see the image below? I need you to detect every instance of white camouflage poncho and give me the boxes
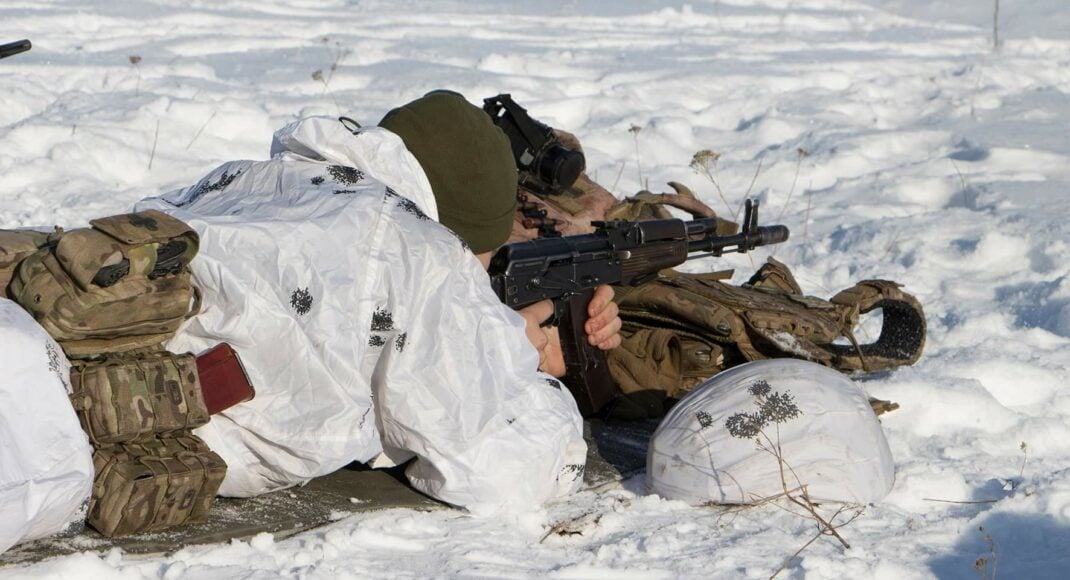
[0,298,93,555]
[135,117,587,510]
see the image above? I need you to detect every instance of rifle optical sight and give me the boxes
[483,94,585,195]
[0,39,31,61]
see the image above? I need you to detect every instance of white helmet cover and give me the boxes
[647,359,894,505]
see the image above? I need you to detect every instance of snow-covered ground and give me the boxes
[2,0,1069,578]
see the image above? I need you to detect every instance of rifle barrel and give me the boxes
[688,224,790,253]
[0,39,31,60]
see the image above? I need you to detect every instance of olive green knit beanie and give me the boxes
[379,90,518,254]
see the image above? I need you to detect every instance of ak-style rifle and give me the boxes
[489,199,788,416]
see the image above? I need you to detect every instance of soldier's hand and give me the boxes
[517,299,566,377]
[585,285,622,351]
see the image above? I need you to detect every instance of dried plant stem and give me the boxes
[770,527,824,579]
[634,134,643,187]
[756,427,861,579]
[313,38,348,117]
[128,55,143,96]
[734,158,765,222]
[950,158,970,207]
[1018,442,1028,479]
[186,110,217,150]
[319,78,342,116]
[609,161,627,194]
[761,431,852,549]
[701,165,733,216]
[629,125,644,189]
[725,383,862,579]
[922,498,999,505]
[148,119,160,170]
[776,150,807,223]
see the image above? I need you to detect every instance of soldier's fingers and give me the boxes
[585,299,618,335]
[590,315,622,347]
[541,326,566,377]
[517,300,553,358]
[587,285,615,318]
[520,299,554,326]
[595,326,622,351]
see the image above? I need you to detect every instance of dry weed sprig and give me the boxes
[1018,441,1028,480]
[129,54,142,96]
[775,147,809,223]
[725,380,863,579]
[629,124,645,190]
[734,157,764,222]
[950,158,971,208]
[539,511,604,543]
[690,149,734,217]
[974,525,998,580]
[186,110,218,150]
[147,118,160,170]
[539,497,630,543]
[312,37,349,116]
[609,161,627,195]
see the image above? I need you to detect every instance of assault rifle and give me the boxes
[489,199,789,416]
[0,40,31,61]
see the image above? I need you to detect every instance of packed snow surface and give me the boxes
[2,0,1069,578]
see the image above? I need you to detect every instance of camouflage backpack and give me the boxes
[0,228,51,292]
[6,210,200,358]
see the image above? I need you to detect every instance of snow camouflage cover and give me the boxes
[0,299,93,556]
[134,116,587,510]
[648,359,895,505]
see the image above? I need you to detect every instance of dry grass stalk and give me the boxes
[313,36,348,116]
[690,149,734,217]
[725,380,863,579]
[129,54,142,96]
[629,124,644,190]
[147,118,160,170]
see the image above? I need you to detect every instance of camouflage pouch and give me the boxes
[87,434,226,537]
[8,210,200,357]
[0,228,53,296]
[69,351,210,445]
